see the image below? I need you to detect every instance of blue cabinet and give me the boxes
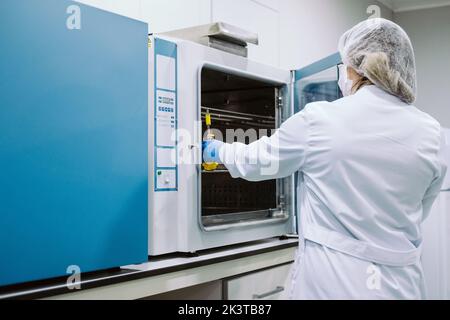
[0,0,148,286]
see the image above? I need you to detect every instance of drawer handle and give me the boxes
[252,286,285,300]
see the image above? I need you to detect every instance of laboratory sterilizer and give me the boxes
[0,0,148,287]
[148,23,343,256]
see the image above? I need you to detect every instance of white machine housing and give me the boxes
[148,33,319,256]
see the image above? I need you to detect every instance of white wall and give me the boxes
[74,0,142,21]
[279,0,393,70]
[210,0,281,68]
[74,0,211,32]
[394,7,450,299]
[211,0,392,69]
[394,6,450,127]
[74,0,392,69]
[423,192,450,299]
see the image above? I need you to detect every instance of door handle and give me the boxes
[252,286,285,300]
[189,144,200,150]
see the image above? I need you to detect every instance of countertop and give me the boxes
[0,237,298,300]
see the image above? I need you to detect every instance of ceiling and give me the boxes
[378,0,450,12]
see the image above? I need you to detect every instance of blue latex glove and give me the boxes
[202,140,223,163]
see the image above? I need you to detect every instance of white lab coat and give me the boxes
[218,85,447,300]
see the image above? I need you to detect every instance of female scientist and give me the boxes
[202,18,447,299]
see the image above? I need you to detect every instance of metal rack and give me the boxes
[201,107,276,129]
[202,172,277,216]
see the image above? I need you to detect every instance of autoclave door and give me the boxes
[199,64,294,232]
[291,52,343,233]
[293,52,343,113]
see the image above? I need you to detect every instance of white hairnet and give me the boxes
[338,18,417,104]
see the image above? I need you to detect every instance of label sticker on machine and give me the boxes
[154,38,178,192]
[156,148,176,168]
[156,90,176,147]
[156,169,177,190]
[156,55,176,91]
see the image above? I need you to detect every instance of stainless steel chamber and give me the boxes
[200,67,289,231]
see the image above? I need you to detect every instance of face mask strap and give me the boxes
[338,64,354,97]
